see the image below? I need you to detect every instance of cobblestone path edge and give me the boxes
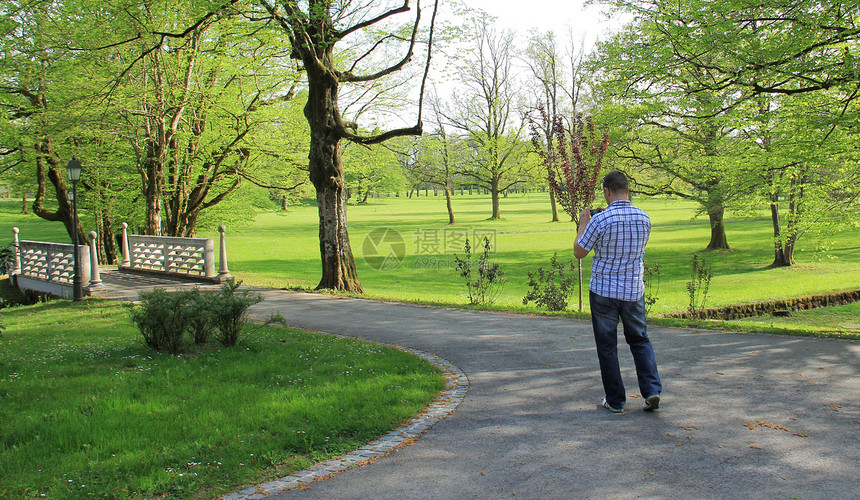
[221,346,469,500]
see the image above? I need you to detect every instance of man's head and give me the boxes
[602,170,630,204]
[602,170,629,193]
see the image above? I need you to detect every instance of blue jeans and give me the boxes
[590,291,662,409]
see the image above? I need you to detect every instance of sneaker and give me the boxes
[643,394,660,411]
[602,397,623,413]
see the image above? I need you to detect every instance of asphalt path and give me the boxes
[246,290,859,500]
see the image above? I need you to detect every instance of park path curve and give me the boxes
[236,290,858,500]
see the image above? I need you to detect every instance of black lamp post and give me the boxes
[66,157,83,301]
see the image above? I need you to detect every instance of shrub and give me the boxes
[129,281,262,353]
[453,236,506,305]
[643,261,662,314]
[185,288,217,345]
[522,253,577,311]
[211,280,263,347]
[130,288,189,354]
[686,254,713,318]
[0,276,35,308]
[0,244,14,276]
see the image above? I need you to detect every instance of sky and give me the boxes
[370,0,630,127]
[455,0,622,50]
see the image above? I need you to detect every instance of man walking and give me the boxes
[574,170,662,413]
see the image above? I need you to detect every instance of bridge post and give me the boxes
[87,231,103,289]
[218,225,233,281]
[10,227,21,285]
[120,222,131,267]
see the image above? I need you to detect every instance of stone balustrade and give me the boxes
[119,223,231,282]
[10,227,93,298]
[9,224,231,298]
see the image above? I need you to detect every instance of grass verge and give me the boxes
[3,195,859,337]
[0,300,444,498]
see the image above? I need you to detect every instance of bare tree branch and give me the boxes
[335,1,411,40]
[338,0,427,83]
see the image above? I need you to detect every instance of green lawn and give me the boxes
[1,192,857,497]
[192,194,860,334]
[2,194,859,336]
[0,300,444,498]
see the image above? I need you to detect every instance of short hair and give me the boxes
[602,170,629,193]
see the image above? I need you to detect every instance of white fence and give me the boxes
[10,227,96,298]
[118,223,231,282]
[9,224,231,298]
[125,234,214,277]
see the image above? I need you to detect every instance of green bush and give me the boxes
[522,253,577,311]
[129,280,262,353]
[212,280,263,347]
[185,288,217,345]
[0,244,13,275]
[453,236,506,305]
[130,288,190,354]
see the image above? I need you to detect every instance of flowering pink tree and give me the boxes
[530,109,609,310]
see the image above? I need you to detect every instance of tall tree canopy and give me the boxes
[2,0,440,289]
[445,16,533,219]
[593,0,860,259]
[255,0,439,291]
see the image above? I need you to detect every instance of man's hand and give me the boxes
[574,207,593,260]
[580,207,592,225]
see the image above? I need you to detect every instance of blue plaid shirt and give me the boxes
[577,200,651,301]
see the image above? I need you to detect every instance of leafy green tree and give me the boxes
[1,0,310,265]
[445,16,534,219]
[0,0,87,244]
[254,0,440,292]
[414,128,462,224]
[406,96,468,224]
[590,20,751,250]
[343,138,405,203]
[599,0,860,99]
[740,89,860,266]
[101,5,304,237]
[597,0,860,259]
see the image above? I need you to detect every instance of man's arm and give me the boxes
[574,208,591,260]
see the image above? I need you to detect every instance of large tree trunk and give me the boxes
[178,211,200,238]
[705,204,729,250]
[775,174,803,267]
[768,195,790,267]
[315,181,362,292]
[490,179,501,219]
[305,72,363,292]
[143,153,164,236]
[781,234,797,266]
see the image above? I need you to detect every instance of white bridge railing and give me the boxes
[9,224,231,297]
[10,227,96,298]
[119,223,232,282]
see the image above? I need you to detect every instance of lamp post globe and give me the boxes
[66,157,82,182]
[67,157,83,301]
